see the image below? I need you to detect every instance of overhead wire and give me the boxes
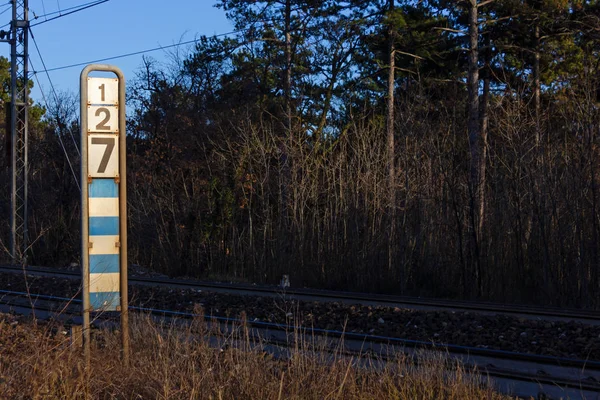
[30,12,356,76]
[31,0,102,20]
[40,0,47,21]
[29,57,81,192]
[29,27,80,157]
[34,24,281,74]
[29,26,81,191]
[0,2,11,17]
[30,0,109,28]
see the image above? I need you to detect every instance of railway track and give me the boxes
[0,289,599,400]
[2,264,600,324]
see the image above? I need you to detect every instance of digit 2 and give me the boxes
[95,107,111,130]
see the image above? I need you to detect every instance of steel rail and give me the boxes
[1,289,599,399]
[1,288,599,370]
[1,264,600,323]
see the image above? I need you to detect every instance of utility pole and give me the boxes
[9,0,29,263]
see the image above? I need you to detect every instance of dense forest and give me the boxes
[1,0,600,308]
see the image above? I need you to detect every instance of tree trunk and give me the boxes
[534,23,541,147]
[284,0,292,134]
[315,60,339,140]
[478,30,491,292]
[467,0,482,297]
[386,0,396,280]
[279,0,292,239]
[479,32,490,238]
[387,0,395,204]
[468,0,480,198]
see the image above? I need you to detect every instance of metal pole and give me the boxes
[9,0,16,261]
[22,4,28,260]
[80,64,128,365]
[117,70,129,365]
[22,0,29,262]
[9,0,29,263]
[80,68,91,367]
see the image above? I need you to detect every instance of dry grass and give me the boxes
[0,312,509,399]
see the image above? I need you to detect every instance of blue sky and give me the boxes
[11,0,233,105]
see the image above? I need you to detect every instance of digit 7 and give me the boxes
[91,137,115,173]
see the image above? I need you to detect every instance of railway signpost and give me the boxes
[80,65,129,364]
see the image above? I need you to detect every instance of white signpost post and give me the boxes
[80,65,129,364]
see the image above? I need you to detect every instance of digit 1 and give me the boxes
[99,84,105,102]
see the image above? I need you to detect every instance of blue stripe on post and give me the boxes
[89,179,118,198]
[89,216,119,236]
[87,179,120,312]
[90,292,120,311]
[90,254,120,274]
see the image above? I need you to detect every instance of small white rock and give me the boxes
[378,318,385,324]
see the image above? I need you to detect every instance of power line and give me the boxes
[30,0,109,28]
[0,0,110,31]
[29,26,80,157]
[40,0,47,21]
[31,0,105,20]
[29,29,78,153]
[29,15,321,76]
[0,2,11,17]
[33,28,244,74]
[29,56,81,192]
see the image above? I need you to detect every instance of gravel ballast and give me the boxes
[0,271,599,360]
